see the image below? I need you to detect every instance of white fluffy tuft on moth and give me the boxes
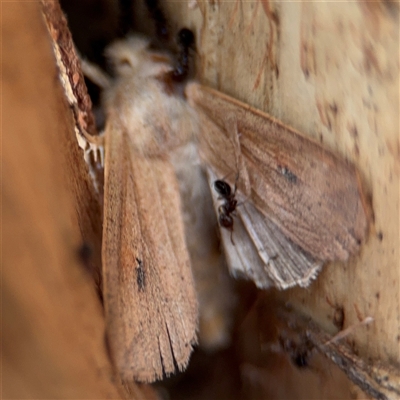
[103,36,199,157]
[83,30,369,383]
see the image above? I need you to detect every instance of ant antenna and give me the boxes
[144,0,169,40]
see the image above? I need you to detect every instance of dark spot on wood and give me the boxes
[77,242,92,268]
[333,306,345,330]
[279,335,314,369]
[377,231,383,241]
[76,242,102,302]
[375,292,380,300]
[104,331,113,362]
[271,10,280,26]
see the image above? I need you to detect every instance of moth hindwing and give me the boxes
[207,167,323,289]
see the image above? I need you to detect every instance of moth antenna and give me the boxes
[144,0,169,41]
[79,56,111,89]
[324,316,374,345]
[117,0,134,37]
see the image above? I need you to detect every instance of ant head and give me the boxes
[214,180,232,197]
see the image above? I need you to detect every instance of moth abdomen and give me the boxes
[218,206,234,229]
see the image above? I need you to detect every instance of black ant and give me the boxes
[214,178,238,244]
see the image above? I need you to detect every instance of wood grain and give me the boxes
[2,2,153,398]
[151,1,399,397]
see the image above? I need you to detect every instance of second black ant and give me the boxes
[214,178,238,244]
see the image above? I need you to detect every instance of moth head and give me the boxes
[106,36,173,78]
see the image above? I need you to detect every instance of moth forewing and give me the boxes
[102,38,198,383]
[207,167,322,289]
[187,82,368,262]
[102,123,197,382]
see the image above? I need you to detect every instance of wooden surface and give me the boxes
[2,3,153,398]
[5,1,397,398]
[154,1,399,398]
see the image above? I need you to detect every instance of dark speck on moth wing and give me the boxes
[277,165,298,184]
[135,257,145,291]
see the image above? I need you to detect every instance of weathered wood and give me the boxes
[2,3,155,398]
[156,1,399,398]
[14,0,396,397]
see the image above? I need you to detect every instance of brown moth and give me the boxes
[81,29,369,383]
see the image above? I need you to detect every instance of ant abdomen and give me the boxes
[214,178,238,243]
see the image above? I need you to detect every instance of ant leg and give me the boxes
[230,229,235,246]
[232,172,239,197]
